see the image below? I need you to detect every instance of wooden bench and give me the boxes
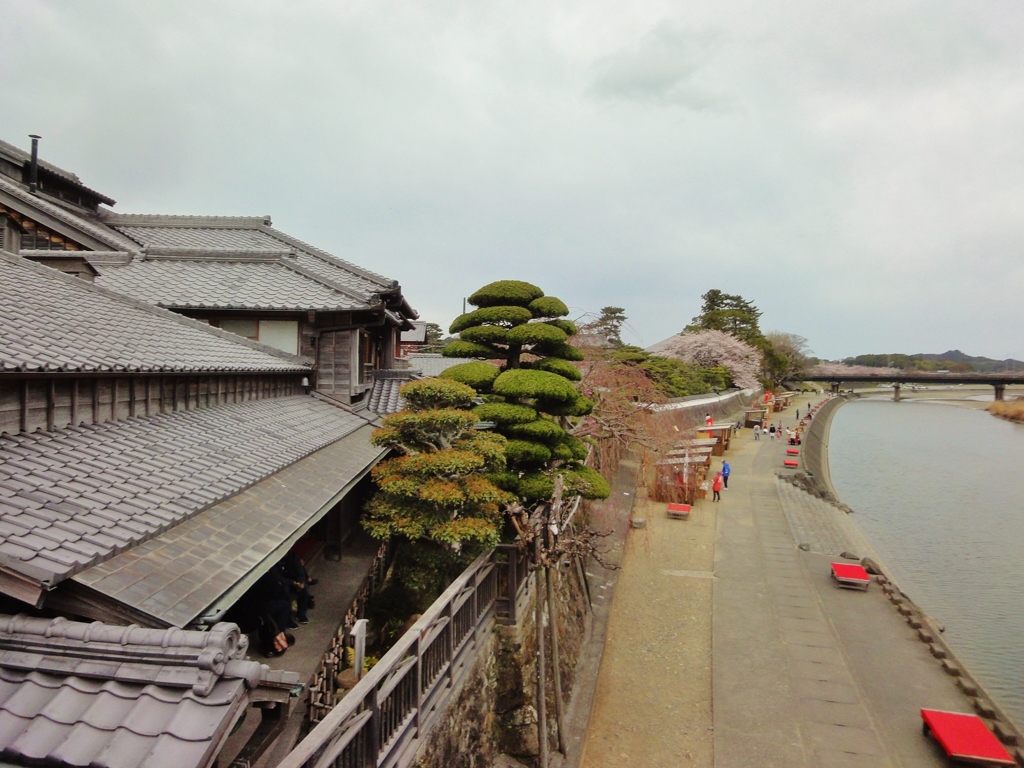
[921,709,1015,765]
[666,503,691,520]
[830,562,871,591]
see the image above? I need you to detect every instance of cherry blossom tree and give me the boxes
[648,329,762,389]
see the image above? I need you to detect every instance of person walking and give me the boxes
[753,424,761,440]
[712,471,723,502]
[768,423,776,441]
[721,461,731,489]
[705,412,713,426]
[796,408,800,420]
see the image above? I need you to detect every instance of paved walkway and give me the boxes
[579,408,976,768]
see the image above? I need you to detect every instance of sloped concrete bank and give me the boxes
[801,395,1024,760]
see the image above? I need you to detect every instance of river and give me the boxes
[827,397,1024,727]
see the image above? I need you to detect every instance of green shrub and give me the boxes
[440,362,500,390]
[561,434,589,461]
[518,472,555,501]
[505,323,567,347]
[399,378,476,410]
[504,439,552,464]
[534,357,581,381]
[484,470,521,494]
[460,325,509,344]
[472,402,538,425]
[550,443,574,461]
[545,319,578,336]
[493,369,579,403]
[540,393,595,416]
[442,340,499,358]
[468,280,544,308]
[562,466,611,499]
[450,306,533,333]
[505,418,567,445]
[532,341,584,362]
[528,296,569,318]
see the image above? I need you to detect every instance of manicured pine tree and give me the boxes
[439,280,610,503]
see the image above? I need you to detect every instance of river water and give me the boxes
[827,398,1024,726]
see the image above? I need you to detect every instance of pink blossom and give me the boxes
[648,329,762,389]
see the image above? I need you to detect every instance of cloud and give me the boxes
[589,21,730,110]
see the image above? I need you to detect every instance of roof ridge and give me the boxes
[102,213,273,228]
[279,259,374,303]
[260,225,394,288]
[0,177,138,251]
[0,138,82,183]
[0,250,311,371]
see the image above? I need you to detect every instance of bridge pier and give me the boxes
[831,382,840,395]
[994,384,1006,401]
[893,383,901,402]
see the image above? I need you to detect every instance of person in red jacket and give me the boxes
[712,471,723,502]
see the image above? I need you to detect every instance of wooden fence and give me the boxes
[279,547,524,768]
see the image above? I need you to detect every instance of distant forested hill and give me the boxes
[842,350,1024,372]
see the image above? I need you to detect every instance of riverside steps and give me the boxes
[579,400,986,768]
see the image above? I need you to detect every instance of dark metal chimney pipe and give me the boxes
[28,135,41,193]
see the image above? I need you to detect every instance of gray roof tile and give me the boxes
[0,252,310,374]
[0,395,366,587]
[0,615,298,768]
[367,370,420,415]
[75,424,386,628]
[95,258,367,311]
[404,353,481,378]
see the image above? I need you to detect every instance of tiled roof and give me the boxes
[0,177,136,252]
[0,615,294,768]
[367,371,419,415]
[0,395,366,588]
[0,140,87,188]
[95,258,366,311]
[75,425,386,628]
[0,251,309,373]
[404,353,480,378]
[100,214,395,304]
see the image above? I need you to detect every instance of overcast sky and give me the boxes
[4,1,1024,360]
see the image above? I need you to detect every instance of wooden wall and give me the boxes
[316,330,355,399]
[0,373,305,437]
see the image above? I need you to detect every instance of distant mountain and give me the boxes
[916,350,1024,372]
[841,350,1024,372]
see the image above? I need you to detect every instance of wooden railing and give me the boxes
[279,548,516,768]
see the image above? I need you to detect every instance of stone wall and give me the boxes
[415,559,591,768]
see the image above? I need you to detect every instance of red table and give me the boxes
[830,562,871,590]
[921,709,1014,765]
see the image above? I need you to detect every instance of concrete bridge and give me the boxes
[802,372,1024,401]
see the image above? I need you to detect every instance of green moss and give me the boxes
[528,296,569,318]
[505,323,567,347]
[440,361,501,390]
[518,472,555,501]
[505,418,567,445]
[533,341,584,362]
[492,369,579,403]
[472,402,538,425]
[562,466,611,499]
[442,340,499,358]
[398,378,477,410]
[545,319,578,336]
[460,325,509,345]
[504,439,552,464]
[534,357,581,381]
[468,280,544,308]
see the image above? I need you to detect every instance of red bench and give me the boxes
[830,562,871,590]
[666,503,691,520]
[921,709,1014,765]
[783,459,799,468]
[786,448,800,455]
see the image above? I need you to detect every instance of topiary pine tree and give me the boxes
[438,280,610,504]
[362,378,515,599]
